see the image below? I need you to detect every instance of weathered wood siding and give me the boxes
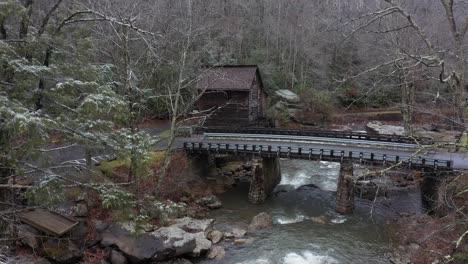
[248,71,266,120]
[198,91,250,126]
[249,75,259,122]
[196,66,267,127]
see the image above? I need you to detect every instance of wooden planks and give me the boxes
[19,209,78,237]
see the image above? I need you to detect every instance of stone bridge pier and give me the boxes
[188,153,282,203]
[336,163,355,214]
[248,157,282,203]
[188,153,213,181]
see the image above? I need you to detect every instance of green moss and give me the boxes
[159,130,172,140]
[454,251,468,261]
[44,243,68,258]
[64,187,83,201]
[97,151,166,175]
[459,131,468,152]
[97,157,129,175]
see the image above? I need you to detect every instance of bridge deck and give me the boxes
[199,127,434,145]
[184,141,451,171]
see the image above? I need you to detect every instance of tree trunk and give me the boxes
[19,0,33,39]
[452,54,467,127]
[401,82,414,136]
[35,47,52,110]
[0,17,7,39]
[85,147,92,179]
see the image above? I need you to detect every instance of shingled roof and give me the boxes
[197,65,258,91]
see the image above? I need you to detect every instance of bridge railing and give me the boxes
[183,142,452,170]
[196,127,434,145]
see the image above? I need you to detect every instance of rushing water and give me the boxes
[199,159,423,264]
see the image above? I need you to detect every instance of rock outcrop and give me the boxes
[150,226,198,257]
[42,240,83,264]
[171,217,214,234]
[100,223,172,263]
[17,214,217,264]
[275,90,300,104]
[110,250,128,264]
[99,218,214,263]
[273,90,303,122]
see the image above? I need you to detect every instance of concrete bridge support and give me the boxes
[420,171,442,213]
[336,163,355,214]
[188,153,213,180]
[248,157,282,203]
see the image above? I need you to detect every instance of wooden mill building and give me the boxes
[196,65,267,127]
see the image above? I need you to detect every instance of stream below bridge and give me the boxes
[198,159,423,264]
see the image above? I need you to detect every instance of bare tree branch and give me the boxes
[38,0,65,37]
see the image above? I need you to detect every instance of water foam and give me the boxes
[283,251,338,264]
[237,258,271,264]
[275,214,308,224]
[331,216,347,224]
[279,171,309,188]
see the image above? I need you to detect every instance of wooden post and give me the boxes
[336,163,355,214]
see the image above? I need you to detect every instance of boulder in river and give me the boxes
[207,230,224,244]
[151,226,198,257]
[310,216,328,225]
[207,246,226,260]
[225,228,247,238]
[234,238,255,246]
[191,232,212,256]
[195,195,222,209]
[248,212,273,232]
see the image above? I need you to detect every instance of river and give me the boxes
[199,159,423,264]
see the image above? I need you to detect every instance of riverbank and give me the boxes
[388,172,468,264]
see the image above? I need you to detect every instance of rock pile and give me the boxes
[214,160,254,186]
[366,121,405,136]
[16,216,229,264]
[97,217,214,263]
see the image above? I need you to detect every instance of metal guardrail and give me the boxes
[184,142,452,170]
[203,133,422,149]
[198,127,434,145]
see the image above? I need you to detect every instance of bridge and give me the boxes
[183,127,467,214]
